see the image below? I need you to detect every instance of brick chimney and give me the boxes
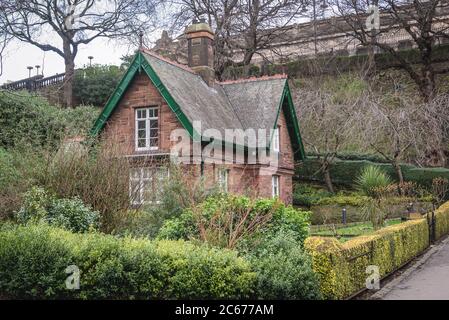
[185,19,215,86]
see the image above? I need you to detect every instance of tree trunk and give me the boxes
[63,39,75,108]
[419,48,436,102]
[323,163,335,194]
[393,160,404,195]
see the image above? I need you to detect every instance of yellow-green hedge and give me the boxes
[305,219,429,299]
[435,202,449,240]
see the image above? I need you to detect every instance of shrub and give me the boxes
[157,210,196,241]
[243,230,321,300]
[158,194,311,248]
[315,194,369,207]
[0,91,98,150]
[434,201,449,240]
[135,165,218,238]
[0,148,21,219]
[40,139,135,233]
[292,183,333,207]
[0,148,19,190]
[16,187,100,233]
[355,165,392,197]
[73,65,124,107]
[0,223,255,299]
[0,147,49,218]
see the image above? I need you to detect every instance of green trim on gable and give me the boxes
[90,51,198,139]
[271,81,306,161]
[90,53,141,136]
[140,55,199,139]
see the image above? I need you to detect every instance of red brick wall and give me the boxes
[101,72,296,204]
[102,73,184,155]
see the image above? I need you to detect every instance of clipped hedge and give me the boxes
[435,201,449,240]
[0,223,255,299]
[296,157,449,191]
[305,219,430,299]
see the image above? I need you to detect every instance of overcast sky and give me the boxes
[0,37,138,84]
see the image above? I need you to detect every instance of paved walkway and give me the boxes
[380,237,449,300]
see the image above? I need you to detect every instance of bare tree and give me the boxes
[356,90,419,188]
[0,32,10,78]
[165,0,309,78]
[0,4,11,78]
[295,71,358,193]
[329,0,449,101]
[412,94,449,167]
[0,0,158,107]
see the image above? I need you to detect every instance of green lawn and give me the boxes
[310,218,403,242]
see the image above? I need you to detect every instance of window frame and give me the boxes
[135,107,159,152]
[129,167,169,206]
[272,126,280,153]
[272,175,280,198]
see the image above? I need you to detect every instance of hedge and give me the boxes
[0,223,255,299]
[305,219,430,299]
[296,157,449,191]
[435,201,449,240]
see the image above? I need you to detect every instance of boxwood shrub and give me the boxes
[305,218,430,299]
[243,229,321,300]
[0,223,255,299]
[16,187,100,233]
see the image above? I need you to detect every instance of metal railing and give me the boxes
[0,73,66,91]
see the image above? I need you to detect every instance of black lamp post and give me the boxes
[88,56,94,67]
[35,65,40,76]
[27,66,34,78]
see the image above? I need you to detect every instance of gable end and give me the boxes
[90,51,197,139]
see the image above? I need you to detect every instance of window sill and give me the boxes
[135,147,159,152]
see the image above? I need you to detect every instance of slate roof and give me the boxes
[142,51,287,144]
[143,52,244,135]
[92,49,305,159]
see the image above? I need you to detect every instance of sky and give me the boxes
[0,37,135,84]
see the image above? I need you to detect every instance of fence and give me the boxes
[0,73,66,92]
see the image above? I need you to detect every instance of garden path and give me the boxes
[381,237,449,300]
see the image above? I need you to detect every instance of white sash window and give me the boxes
[136,107,159,151]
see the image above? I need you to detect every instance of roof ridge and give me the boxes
[140,48,197,74]
[218,74,288,85]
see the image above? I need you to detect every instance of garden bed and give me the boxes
[309,202,432,225]
[310,218,403,242]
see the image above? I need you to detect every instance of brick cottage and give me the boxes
[91,20,305,205]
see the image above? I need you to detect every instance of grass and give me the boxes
[310,218,403,242]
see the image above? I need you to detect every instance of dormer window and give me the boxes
[272,126,280,152]
[136,107,159,151]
